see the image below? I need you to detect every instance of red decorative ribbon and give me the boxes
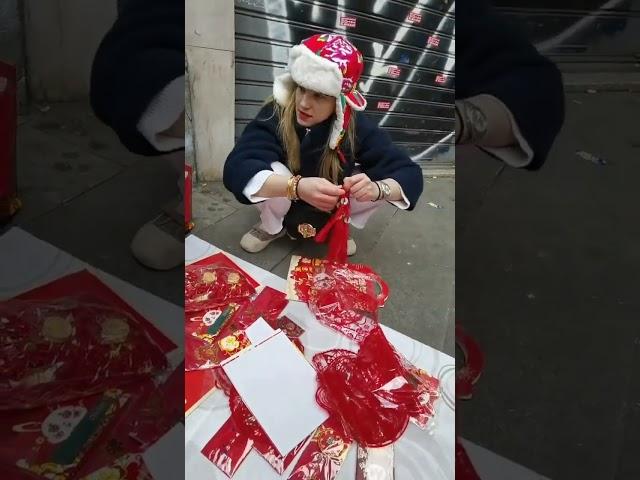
[313,328,439,447]
[315,195,351,264]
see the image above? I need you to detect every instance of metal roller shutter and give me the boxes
[234,0,456,171]
[493,0,640,69]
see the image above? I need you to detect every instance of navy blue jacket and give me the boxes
[457,0,565,169]
[90,0,183,156]
[223,103,424,210]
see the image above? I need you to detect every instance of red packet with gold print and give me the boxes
[287,417,352,480]
[0,297,168,411]
[185,317,251,371]
[0,389,130,479]
[79,454,153,480]
[185,262,257,313]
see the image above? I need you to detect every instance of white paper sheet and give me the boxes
[245,317,277,345]
[222,331,329,456]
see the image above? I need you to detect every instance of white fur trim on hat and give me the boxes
[273,72,294,106]
[330,96,344,150]
[289,44,343,97]
[272,43,360,150]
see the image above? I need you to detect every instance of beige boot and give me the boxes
[130,210,184,270]
[240,224,285,253]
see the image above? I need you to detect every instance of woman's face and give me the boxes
[295,85,335,127]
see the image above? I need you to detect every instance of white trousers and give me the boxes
[255,162,385,235]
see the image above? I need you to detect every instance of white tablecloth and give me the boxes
[185,234,455,480]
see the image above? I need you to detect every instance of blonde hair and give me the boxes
[263,88,356,184]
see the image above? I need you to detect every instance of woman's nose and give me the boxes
[299,92,311,109]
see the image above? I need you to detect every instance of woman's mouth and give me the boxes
[297,110,312,121]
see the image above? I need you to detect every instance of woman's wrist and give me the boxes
[379,178,403,202]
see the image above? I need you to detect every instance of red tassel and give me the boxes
[315,195,351,264]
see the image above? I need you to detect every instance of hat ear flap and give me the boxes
[345,90,367,111]
[329,95,345,150]
[273,72,295,106]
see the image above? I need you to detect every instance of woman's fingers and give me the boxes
[313,193,339,211]
[319,183,345,197]
[344,173,369,188]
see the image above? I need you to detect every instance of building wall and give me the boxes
[22,0,117,101]
[186,0,236,182]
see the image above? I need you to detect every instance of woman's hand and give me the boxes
[343,173,379,202]
[297,177,345,212]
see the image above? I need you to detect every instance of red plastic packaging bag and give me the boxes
[185,263,257,312]
[313,328,439,447]
[201,417,254,478]
[288,257,388,343]
[184,287,289,371]
[0,297,169,411]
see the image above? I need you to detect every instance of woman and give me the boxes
[223,33,423,255]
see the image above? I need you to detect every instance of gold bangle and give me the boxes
[287,175,302,201]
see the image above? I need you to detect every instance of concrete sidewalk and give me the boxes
[456,90,640,479]
[4,102,184,306]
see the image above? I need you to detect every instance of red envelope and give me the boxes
[185,368,217,415]
[1,271,172,410]
[0,389,131,480]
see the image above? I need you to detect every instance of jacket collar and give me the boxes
[295,114,334,143]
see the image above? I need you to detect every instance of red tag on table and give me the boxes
[229,389,308,474]
[233,286,288,330]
